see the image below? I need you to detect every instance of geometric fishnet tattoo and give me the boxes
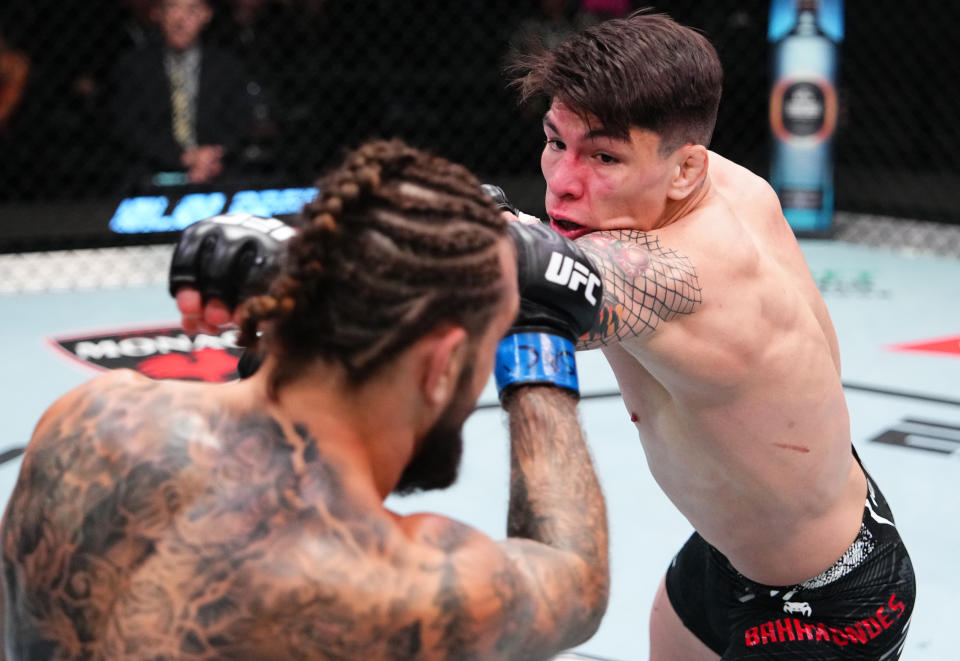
[576,229,702,348]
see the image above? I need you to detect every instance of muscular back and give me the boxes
[2,371,605,660]
[2,371,360,658]
[577,154,865,585]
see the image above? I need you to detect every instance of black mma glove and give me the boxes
[481,184,519,215]
[168,213,295,310]
[169,213,294,379]
[482,183,544,226]
[495,222,604,400]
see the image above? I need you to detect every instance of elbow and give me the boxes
[563,559,610,649]
[583,567,611,641]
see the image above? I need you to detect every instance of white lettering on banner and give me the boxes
[220,329,240,348]
[71,331,239,360]
[193,334,225,351]
[155,334,194,353]
[75,340,121,361]
[117,338,157,357]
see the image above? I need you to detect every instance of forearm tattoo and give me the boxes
[577,229,702,347]
[502,387,609,646]
[1,377,604,660]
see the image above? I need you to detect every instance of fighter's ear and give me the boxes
[667,144,708,201]
[420,324,469,408]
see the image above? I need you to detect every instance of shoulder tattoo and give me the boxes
[578,229,702,345]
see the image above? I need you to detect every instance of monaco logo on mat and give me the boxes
[49,325,243,382]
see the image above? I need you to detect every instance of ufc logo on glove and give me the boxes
[544,252,602,306]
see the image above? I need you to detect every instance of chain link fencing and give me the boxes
[0,0,958,252]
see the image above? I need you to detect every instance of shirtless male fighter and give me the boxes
[503,10,916,660]
[0,140,611,660]
[163,13,916,659]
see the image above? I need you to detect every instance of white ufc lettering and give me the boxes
[544,252,601,305]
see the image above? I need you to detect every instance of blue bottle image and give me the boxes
[768,0,844,234]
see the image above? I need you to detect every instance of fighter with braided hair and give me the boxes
[1,140,610,660]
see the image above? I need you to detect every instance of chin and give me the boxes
[394,361,475,495]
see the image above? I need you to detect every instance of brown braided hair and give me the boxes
[238,139,509,396]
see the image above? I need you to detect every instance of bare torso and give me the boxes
[0,373,480,658]
[1,371,409,659]
[591,153,866,585]
[2,369,608,660]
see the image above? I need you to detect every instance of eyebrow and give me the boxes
[542,115,628,143]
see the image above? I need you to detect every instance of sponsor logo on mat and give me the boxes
[49,325,243,383]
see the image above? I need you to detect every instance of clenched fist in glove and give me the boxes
[496,221,604,400]
[169,213,294,334]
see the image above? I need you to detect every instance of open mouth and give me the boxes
[552,217,582,231]
[549,216,592,239]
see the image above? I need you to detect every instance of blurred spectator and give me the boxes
[117,0,159,51]
[67,1,158,120]
[0,23,29,199]
[207,0,286,87]
[0,1,165,201]
[111,0,254,186]
[206,0,307,173]
[0,25,29,132]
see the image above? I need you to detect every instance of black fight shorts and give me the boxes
[665,451,915,660]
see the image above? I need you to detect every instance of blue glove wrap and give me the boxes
[495,332,579,398]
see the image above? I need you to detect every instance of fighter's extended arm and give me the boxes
[484,186,702,349]
[574,230,702,349]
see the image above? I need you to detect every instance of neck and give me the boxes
[244,357,420,500]
[167,43,199,56]
[658,173,712,229]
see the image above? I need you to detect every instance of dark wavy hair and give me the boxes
[510,10,723,153]
[238,139,508,396]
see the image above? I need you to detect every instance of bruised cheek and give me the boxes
[591,175,635,217]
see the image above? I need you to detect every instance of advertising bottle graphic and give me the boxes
[768,0,843,234]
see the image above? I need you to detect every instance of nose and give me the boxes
[544,153,584,201]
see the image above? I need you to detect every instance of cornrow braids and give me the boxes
[239,139,509,397]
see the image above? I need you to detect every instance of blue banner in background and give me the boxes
[108,187,318,234]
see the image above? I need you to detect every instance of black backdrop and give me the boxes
[1,1,957,250]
